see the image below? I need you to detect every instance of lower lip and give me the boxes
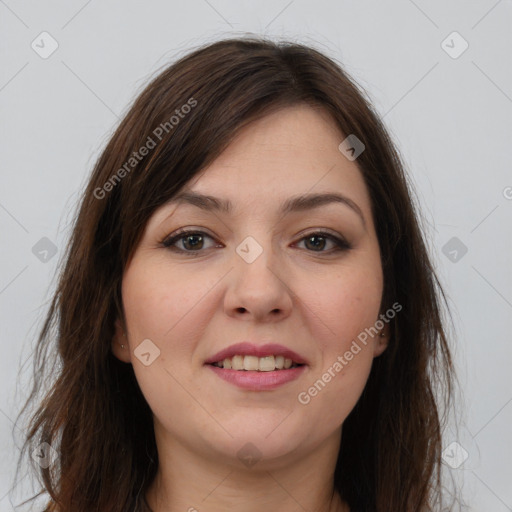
[206,364,306,390]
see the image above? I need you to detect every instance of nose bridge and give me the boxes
[224,231,292,319]
[235,234,268,266]
[233,232,284,287]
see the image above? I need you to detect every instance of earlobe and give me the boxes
[111,318,131,363]
[373,326,390,358]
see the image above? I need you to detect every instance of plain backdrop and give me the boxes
[1,1,511,511]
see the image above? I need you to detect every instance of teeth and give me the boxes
[232,355,244,370]
[259,356,275,372]
[212,355,298,371]
[244,355,259,371]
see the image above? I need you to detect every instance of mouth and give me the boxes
[204,342,308,391]
[209,355,304,371]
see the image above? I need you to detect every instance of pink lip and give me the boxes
[207,365,306,390]
[204,342,308,365]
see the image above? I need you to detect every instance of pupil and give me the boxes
[184,235,202,250]
[306,235,325,251]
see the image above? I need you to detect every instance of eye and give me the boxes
[294,231,351,253]
[161,228,351,255]
[161,229,219,253]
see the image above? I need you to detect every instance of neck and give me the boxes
[145,426,348,512]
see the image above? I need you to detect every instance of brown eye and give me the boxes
[296,232,351,253]
[181,233,205,250]
[304,234,328,251]
[161,229,351,255]
[162,230,217,252]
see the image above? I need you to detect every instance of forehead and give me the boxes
[178,105,372,217]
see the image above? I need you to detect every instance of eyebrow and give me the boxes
[168,191,366,229]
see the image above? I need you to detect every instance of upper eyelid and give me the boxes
[162,226,345,240]
[161,228,350,249]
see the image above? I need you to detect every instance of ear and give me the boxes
[111,317,131,363]
[373,321,390,358]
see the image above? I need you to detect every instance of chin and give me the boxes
[197,414,310,467]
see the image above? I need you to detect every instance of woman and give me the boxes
[15,37,455,511]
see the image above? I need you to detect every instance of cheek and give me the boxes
[294,264,381,424]
[121,257,212,344]
[120,259,210,424]
[299,262,383,354]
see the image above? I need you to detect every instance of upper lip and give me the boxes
[204,342,308,365]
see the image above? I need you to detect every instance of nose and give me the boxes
[223,236,293,323]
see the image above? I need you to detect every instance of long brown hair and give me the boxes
[14,36,455,511]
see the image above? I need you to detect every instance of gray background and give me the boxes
[1,1,511,510]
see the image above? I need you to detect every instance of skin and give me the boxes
[112,104,389,512]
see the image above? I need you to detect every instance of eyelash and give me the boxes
[160,228,352,255]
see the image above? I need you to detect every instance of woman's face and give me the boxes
[112,104,388,469]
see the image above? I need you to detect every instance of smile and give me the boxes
[204,341,308,390]
[209,355,303,371]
